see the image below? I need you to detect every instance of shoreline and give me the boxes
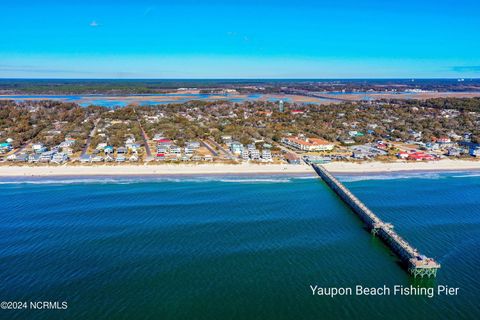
[0,160,480,177]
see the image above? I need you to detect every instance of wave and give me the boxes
[338,173,444,182]
[0,176,295,185]
[451,173,480,178]
[291,176,317,180]
[218,178,291,184]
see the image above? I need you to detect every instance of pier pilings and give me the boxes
[312,164,440,278]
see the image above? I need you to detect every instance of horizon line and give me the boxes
[0,77,479,81]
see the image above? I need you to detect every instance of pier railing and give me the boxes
[312,164,440,278]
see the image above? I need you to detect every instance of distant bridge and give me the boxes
[312,164,440,278]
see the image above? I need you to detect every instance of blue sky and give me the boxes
[1,0,479,78]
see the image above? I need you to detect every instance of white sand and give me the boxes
[0,163,313,177]
[1,160,480,177]
[323,159,480,173]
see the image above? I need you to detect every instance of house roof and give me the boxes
[285,137,333,146]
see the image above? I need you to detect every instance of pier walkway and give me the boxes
[312,164,440,278]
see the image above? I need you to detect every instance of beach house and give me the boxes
[230,142,243,155]
[261,149,272,162]
[39,151,55,163]
[470,146,480,157]
[284,153,301,164]
[32,143,47,154]
[0,142,12,153]
[51,152,69,164]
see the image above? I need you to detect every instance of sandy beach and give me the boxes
[323,159,480,173]
[1,160,480,177]
[0,163,314,177]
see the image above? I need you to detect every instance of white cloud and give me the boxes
[90,21,99,27]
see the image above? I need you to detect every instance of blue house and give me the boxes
[104,146,114,154]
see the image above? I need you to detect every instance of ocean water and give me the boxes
[0,172,479,319]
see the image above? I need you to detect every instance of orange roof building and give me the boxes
[281,136,335,151]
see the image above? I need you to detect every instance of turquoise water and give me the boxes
[0,172,479,319]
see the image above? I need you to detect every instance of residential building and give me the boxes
[282,136,335,151]
[104,146,114,154]
[470,146,480,157]
[32,143,47,154]
[241,149,250,161]
[28,154,40,163]
[80,155,91,163]
[230,142,243,155]
[51,152,69,164]
[91,155,104,162]
[261,149,272,162]
[285,153,301,164]
[249,148,260,160]
[14,153,29,162]
[169,145,182,154]
[39,151,55,163]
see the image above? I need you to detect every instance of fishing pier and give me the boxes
[312,164,440,278]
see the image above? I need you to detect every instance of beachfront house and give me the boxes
[249,148,261,160]
[80,155,91,163]
[169,145,182,154]
[14,153,29,162]
[408,152,435,161]
[32,143,47,154]
[91,155,104,162]
[184,146,195,155]
[230,142,243,155]
[191,155,202,161]
[241,149,249,161]
[285,153,301,164]
[39,151,55,163]
[262,149,272,162]
[470,146,480,157]
[51,152,69,164]
[397,151,409,159]
[447,148,461,157]
[28,154,40,163]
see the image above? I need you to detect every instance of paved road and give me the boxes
[139,126,152,159]
[201,140,218,157]
[13,140,31,155]
[133,109,153,160]
[81,119,100,157]
[207,138,236,160]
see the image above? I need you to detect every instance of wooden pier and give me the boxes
[312,164,440,278]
